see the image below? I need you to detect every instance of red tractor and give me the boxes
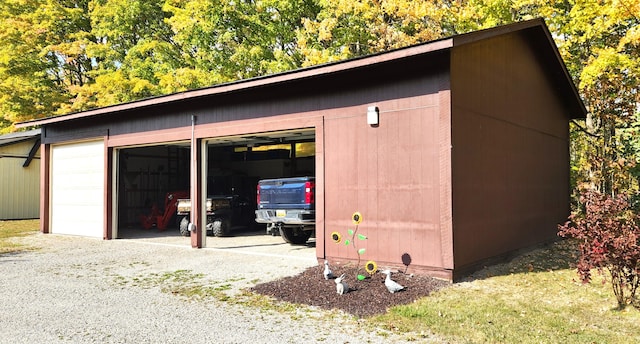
[139,191,189,231]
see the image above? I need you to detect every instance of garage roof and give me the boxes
[0,129,41,147]
[16,18,586,129]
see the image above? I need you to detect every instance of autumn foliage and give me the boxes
[558,190,640,308]
[1,0,638,135]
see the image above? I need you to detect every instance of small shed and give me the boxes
[0,129,41,220]
[17,19,585,280]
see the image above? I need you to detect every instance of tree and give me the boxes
[60,0,180,112]
[163,0,320,82]
[559,191,640,308]
[296,0,444,66]
[558,0,640,197]
[0,0,92,133]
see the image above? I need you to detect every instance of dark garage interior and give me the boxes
[115,129,315,241]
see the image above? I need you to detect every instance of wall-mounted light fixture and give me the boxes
[367,106,379,126]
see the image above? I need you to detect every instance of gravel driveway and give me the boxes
[0,232,436,343]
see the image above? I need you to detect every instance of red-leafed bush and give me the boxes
[558,190,640,308]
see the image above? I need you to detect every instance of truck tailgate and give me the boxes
[257,177,314,210]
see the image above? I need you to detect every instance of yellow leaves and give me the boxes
[158,68,226,94]
[318,0,372,19]
[297,0,445,66]
[299,47,349,67]
[618,23,640,51]
[579,47,636,91]
[130,78,154,94]
[301,16,337,43]
[48,38,90,60]
[317,18,337,42]
[382,0,435,23]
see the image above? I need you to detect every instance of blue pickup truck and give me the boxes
[254,176,315,244]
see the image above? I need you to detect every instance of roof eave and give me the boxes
[0,129,41,147]
[536,21,588,119]
[16,39,454,129]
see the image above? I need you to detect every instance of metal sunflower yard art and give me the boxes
[330,211,376,280]
[364,260,377,275]
[352,211,362,225]
[330,231,342,243]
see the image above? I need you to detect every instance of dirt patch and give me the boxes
[251,264,450,317]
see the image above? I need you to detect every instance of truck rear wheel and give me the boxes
[212,219,230,237]
[178,217,190,237]
[280,227,311,245]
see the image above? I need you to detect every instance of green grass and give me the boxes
[113,269,243,302]
[0,219,39,254]
[370,240,640,343]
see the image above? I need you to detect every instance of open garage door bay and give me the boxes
[51,140,105,237]
[114,129,316,247]
[201,129,316,240]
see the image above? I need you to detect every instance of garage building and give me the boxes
[18,19,586,280]
[0,129,41,220]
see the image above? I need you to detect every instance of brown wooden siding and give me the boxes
[322,68,453,276]
[451,30,571,273]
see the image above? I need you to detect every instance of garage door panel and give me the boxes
[51,140,104,237]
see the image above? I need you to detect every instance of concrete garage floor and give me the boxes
[118,227,317,262]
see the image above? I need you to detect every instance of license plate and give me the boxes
[276,210,286,218]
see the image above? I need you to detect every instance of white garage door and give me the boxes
[51,140,105,237]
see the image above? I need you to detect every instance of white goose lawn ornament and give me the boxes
[323,260,334,280]
[382,269,405,294]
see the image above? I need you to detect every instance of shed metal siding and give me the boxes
[0,140,40,219]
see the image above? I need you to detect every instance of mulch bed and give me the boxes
[251,264,450,317]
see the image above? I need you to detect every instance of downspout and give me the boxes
[189,115,202,248]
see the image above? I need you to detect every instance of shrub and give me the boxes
[558,190,640,308]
